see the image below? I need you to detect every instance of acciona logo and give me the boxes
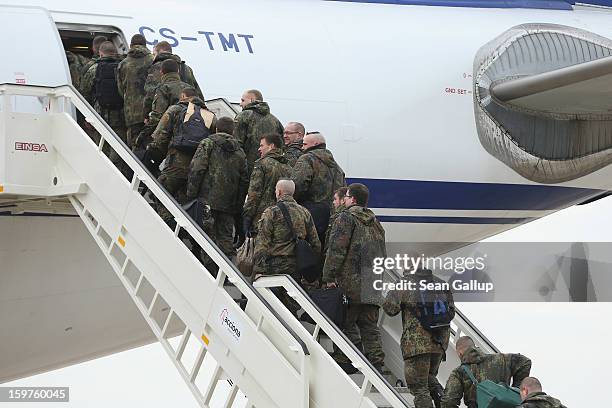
[219,307,242,342]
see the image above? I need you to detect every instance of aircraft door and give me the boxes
[0,5,69,114]
[0,6,69,88]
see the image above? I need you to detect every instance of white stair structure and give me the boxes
[0,83,497,408]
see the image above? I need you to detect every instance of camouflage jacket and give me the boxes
[243,149,291,226]
[233,101,284,176]
[186,132,248,214]
[441,347,532,408]
[148,97,216,160]
[322,205,386,305]
[253,195,321,275]
[284,141,303,167]
[66,51,88,88]
[520,392,567,408]
[143,52,203,119]
[292,144,346,206]
[79,55,98,88]
[117,45,153,126]
[148,72,192,127]
[382,269,455,358]
[324,204,345,254]
[80,55,125,129]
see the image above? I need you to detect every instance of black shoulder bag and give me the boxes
[277,202,321,283]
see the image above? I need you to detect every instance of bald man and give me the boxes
[253,179,320,288]
[441,336,532,408]
[234,89,284,177]
[291,131,345,249]
[519,377,567,408]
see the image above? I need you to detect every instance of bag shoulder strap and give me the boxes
[179,61,187,82]
[461,364,479,386]
[277,202,297,241]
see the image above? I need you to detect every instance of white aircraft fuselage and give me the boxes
[1,0,612,386]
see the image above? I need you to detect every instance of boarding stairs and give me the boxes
[0,83,497,408]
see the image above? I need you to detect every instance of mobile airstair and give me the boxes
[0,83,497,407]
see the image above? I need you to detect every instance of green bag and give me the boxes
[462,365,522,408]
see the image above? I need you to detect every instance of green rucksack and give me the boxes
[462,365,522,408]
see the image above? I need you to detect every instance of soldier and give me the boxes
[145,88,216,223]
[292,132,345,249]
[242,133,291,237]
[441,336,532,408]
[79,35,108,86]
[234,89,284,177]
[323,183,386,372]
[519,377,567,408]
[150,60,193,127]
[65,50,88,88]
[253,179,320,312]
[383,268,455,408]
[253,179,321,278]
[186,117,248,258]
[80,41,126,167]
[117,34,153,149]
[283,121,305,166]
[142,41,203,120]
[324,187,348,254]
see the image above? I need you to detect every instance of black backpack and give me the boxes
[171,104,212,153]
[95,60,123,110]
[414,275,453,332]
[277,202,321,283]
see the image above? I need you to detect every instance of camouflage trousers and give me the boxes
[156,171,187,224]
[333,303,385,367]
[404,353,444,408]
[156,151,192,223]
[200,210,237,275]
[210,210,237,257]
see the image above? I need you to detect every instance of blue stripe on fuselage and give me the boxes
[347,178,602,211]
[326,0,575,9]
[377,215,534,224]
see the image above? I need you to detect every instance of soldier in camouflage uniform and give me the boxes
[80,41,126,167]
[323,183,386,371]
[242,133,291,237]
[383,268,455,408]
[142,41,203,120]
[117,34,153,148]
[146,88,216,223]
[234,89,284,177]
[292,132,345,249]
[519,377,567,408]
[136,59,192,149]
[78,35,107,87]
[282,121,305,166]
[186,117,248,257]
[441,336,532,408]
[253,179,320,312]
[253,179,320,277]
[66,51,88,88]
[324,187,348,254]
